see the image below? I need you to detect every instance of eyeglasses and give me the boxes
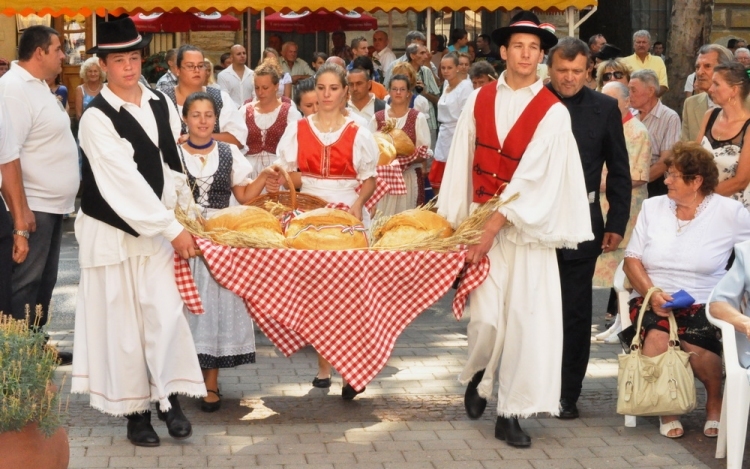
[181,63,207,71]
[664,171,695,180]
[602,71,625,81]
[390,87,409,93]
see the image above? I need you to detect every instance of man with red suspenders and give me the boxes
[437,11,593,447]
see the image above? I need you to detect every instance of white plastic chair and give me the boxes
[612,260,637,427]
[706,301,750,468]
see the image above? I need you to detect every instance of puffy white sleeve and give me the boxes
[368,115,379,133]
[413,95,431,120]
[219,90,249,146]
[275,118,301,172]
[230,144,254,186]
[286,103,303,123]
[414,112,432,155]
[353,125,378,181]
[79,108,184,241]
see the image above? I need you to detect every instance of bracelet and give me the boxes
[13,229,29,239]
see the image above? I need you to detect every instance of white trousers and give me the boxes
[460,233,563,418]
[71,239,206,416]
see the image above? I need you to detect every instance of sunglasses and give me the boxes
[602,71,625,81]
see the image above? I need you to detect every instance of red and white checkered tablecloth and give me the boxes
[174,238,489,391]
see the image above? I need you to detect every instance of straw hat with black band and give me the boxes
[491,11,558,50]
[87,17,152,55]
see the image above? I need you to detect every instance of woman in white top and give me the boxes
[162,45,247,149]
[180,92,280,412]
[260,48,293,100]
[241,58,302,179]
[369,73,432,215]
[391,62,435,145]
[624,142,750,438]
[276,63,378,399]
[429,52,474,195]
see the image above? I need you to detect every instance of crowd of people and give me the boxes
[1,10,750,452]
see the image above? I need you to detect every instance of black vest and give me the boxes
[182,141,233,210]
[80,90,182,237]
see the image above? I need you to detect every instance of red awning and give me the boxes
[130,11,240,33]
[258,10,378,34]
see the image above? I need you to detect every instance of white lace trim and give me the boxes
[624,250,642,260]
[668,193,713,219]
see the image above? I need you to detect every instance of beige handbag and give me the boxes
[616,287,697,417]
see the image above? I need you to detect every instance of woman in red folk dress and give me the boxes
[276,63,378,399]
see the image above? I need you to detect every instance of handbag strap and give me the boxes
[631,287,681,350]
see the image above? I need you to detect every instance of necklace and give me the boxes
[187,138,214,150]
[84,82,101,95]
[676,217,694,233]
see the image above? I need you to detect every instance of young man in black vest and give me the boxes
[71,18,205,447]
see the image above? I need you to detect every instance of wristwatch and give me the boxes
[12,229,29,239]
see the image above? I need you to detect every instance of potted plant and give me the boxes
[0,314,69,469]
[142,51,169,86]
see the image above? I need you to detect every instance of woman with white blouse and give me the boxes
[369,73,432,215]
[241,58,302,179]
[180,92,280,412]
[275,63,378,399]
[429,52,474,195]
[162,44,247,149]
[623,142,750,439]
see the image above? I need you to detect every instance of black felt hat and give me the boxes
[87,18,152,55]
[594,44,622,61]
[491,11,558,50]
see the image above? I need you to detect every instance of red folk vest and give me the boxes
[245,102,291,155]
[297,119,358,179]
[472,83,559,203]
[374,109,419,144]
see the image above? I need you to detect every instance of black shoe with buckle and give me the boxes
[464,369,487,419]
[126,411,160,447]
[557,398,579,419]
[342,383,365,400]
[312,376,331,388]
[200,389,222,413]
[495,416,531,447]
[158,395,192,439]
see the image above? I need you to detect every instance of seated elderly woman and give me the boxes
[623,141,750,439]
[596,58,632,91]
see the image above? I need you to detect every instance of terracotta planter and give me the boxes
[0,422,69,469]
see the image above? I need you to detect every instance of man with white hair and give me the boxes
[736,47,750,67]
[628,69,680,197]
[622,31,669,96]
[372,30,396,78]
[682,44,735,142]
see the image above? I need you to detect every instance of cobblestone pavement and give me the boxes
[44,219,744,469]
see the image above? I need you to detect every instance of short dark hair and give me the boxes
[18,25,59,61]
[219,52,231,64]
[450,28,468,46]
[469,61,497,80]
[548,37,590,68]
[351,56,375,76]
[293,77,316,107]
[478,34,491,43]
[348,67,371,81]
[653,41,664,48]
[176,44,203,68]
[182,91,217,118]
[665,141,719,195]
[728,38,739,49]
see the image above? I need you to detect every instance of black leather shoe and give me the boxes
[312,376,331,388]
[342,384,365,400]
[495,416,531,447]
[464,369,487,419]
[557,398,579,419]
[56,351,73,366]
[126,411,160,447]
[200,389,222,413]
[162,395,192,439]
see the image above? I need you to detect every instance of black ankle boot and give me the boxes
[495,416,531,447]
[126,411,160,447]
[464,369,487,419]
[162,395,192,439]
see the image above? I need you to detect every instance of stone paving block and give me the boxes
[668,452,712,466]
[528,459,584,469]
[363,421,410,432]
[450,448,503,461]
[537,419,587,428]
[319,423,365,433]
[229,443,279,455]
[158,455,208,467]
[205,435,260,445]
[186,425,228,436]
[568,426,620,438]
[401,449,454,462]
[134,445,183,456]
[332,463,384,469]
[277,442,327,454]
[576,456,633,468]
[602,435,654,446]
[66,456,109,468]
[480,460,534,468]
[555,437,608,448]
[465,438,509,450]
[542,447,598,459]
[69,436,113,446]
[225,425,275,436]
[354,450,406,463]
[326,442,375,453]
[622,453,679,466]
[449,420,490,430]
[255,453,308,465]
[372,440,423,451]
[305,452,358,464]
[526,428,576,439]
[68,426,93,437]
[381,462,434,469]
[345,431,394,442]
[436,429,485,440]
[633,443,689,454]
[431,461,485,468]
[589,445,644,458]
[252,434,302,444]
[205,455,257,466]
[408,421,455,430]
[108,455,159,467]
[388,430,438,441]
[496,448,549,460]
[69,446,87,458]
[419,438,471,450]
[579,417,626,427]
[86,444,134,456]
[182,445,232,456]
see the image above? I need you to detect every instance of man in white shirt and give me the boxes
[372,30,396,80]
[0,99,27,315]
[216,44,254,107]
[280,41,315,86]
[347,68,385,123]
[74,18,205,447]
[0,26,78,365]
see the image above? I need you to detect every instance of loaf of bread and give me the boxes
[204,206,285,243]
[373,209,454,248]
[285,208,369,250]
[379,123,416,157]
[374,132,397,166]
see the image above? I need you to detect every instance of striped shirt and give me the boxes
[637,100,681,165]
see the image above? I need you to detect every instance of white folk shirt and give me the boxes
[76,83,190,268]
[0,62,79,213]
[217,65,254,107]
[0,100,19,189]
[348,94,377,123]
